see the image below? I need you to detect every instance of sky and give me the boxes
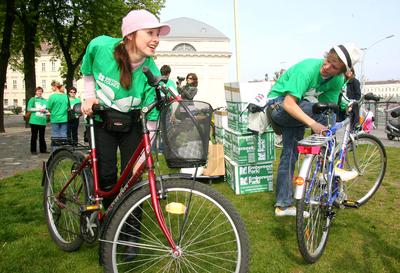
[160,0,400,82]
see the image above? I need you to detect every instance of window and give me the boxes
[42,62,46,72]
[172,43,196,52]
[13,80,17,89]
[51,61,56,72]
[42,79,46,89]
[4,99,8,106]
[13,99,18,106]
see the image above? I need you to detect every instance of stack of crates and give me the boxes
[213,109,227,145]
[223,82,275,195]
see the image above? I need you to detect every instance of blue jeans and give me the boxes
[51,122,68,151]
[271,98,326,207]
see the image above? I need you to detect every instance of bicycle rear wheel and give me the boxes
[102,179,249,273]
[296,155,331,263]
[43,150,90,251]
[344,133,386,206]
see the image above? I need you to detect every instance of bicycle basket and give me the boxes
[160,100,213,168]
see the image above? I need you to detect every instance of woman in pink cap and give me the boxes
[80,10,170,211]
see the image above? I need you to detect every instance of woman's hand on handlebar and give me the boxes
[81,98,99,116]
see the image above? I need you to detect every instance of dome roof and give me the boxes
[164,17,228,39]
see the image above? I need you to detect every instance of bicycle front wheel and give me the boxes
[296,155,331,263]
[344,133,386,206]
[102,179,249,273]
[43,150,90,251]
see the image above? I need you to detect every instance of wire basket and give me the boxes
[160,100,213,168]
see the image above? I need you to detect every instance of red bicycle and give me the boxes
[43,67,249,272]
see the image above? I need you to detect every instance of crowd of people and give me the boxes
[26,81,83,154]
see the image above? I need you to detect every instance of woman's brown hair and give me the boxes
[186,73,198,87]
[114,37,134,89]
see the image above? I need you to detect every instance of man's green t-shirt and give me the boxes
[27,97,47,126]
[268,59,345,108]
[80,35,161,120]
[47,93,68,123]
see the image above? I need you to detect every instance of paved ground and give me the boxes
[0,114,399,180]
[0,114,86,179]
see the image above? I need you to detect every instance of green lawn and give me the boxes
[0,148,399,273]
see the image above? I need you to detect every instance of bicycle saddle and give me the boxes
[312,103,339,114]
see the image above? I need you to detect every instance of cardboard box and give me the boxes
[214,127,225,144]
[227,111,249,134]
[224,81,273,103]
[213,110,228,129]
[224,156,273,195]
[224,128,275,164]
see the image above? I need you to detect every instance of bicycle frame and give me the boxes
[294,112,353,205]
[53,94,178,252]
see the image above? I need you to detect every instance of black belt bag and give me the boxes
[101,109,141,133]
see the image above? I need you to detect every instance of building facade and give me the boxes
[4,17,231,109]
[363,80,400,98]
[156,17,231,108]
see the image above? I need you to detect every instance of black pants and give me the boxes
[67,118,80,145]
[93,121,143,207]
[30,124,47,153]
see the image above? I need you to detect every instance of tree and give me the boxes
[41,0,166,89]
[17,0,42,118]
[0,0,166,133]
[0,0,17,133]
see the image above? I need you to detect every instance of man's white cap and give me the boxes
[333,43,362,71]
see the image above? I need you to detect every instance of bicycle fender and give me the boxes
[294,154,314,200]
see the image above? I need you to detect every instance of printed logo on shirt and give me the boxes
[303,88,323,103]
[98,73,120,89]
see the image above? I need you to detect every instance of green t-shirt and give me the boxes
[27,96,47,126]
[80,35,161,120]
[47,93,68,123]
[69,97,81,118]
[268,58,345,108]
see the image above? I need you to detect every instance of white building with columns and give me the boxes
[363,80,400,98]
[4,17,232,109]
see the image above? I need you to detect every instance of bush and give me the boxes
[11,106,23,115]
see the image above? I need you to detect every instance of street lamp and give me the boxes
[360,34,395,92]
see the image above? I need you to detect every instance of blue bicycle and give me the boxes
[294,93,386,263]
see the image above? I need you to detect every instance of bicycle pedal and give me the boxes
[343,200,360,208]
[80,204,101,212]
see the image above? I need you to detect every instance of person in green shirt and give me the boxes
[80,9,170,211]
[67,87,81,145]
[47,81,69,150]
[27,86,49,154]
[267,44,362,217]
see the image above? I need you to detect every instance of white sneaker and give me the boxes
[275,206,310,218]
[275,206,296,216]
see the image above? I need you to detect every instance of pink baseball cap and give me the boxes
[121,10,170,37]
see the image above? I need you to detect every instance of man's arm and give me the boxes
[282,94,326,134]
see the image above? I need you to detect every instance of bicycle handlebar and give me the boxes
[363,92,380,102]
[142,66,168,87]
[391,108,400,118]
